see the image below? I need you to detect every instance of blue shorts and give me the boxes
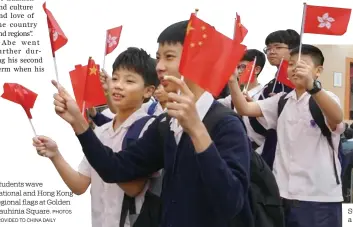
[282,199,342,227]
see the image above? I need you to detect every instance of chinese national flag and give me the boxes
[304,5,351,35]
[276,60,294,89]
[179,13,247,96]
[83,58,106,108]
[43,2,68,55]
[105,26,123,55]
[233,13,248,43]
[239,61,256,85]
[1,83,38,119]
[69,65,87,113]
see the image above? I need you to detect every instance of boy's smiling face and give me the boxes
[109,68,154,111]
[156,43,182,93]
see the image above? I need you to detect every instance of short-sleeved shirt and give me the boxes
[257,90,344,202]
[78,108,155,227]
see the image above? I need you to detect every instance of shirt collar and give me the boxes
[248,84,263,97]
[284,90,309,101]
[102,107,147,135]
[196,91,214,121]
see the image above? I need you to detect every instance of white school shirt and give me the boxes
[78,108,155,227]
[218,84,267,154]
[257,90,344,202]
[101,99,163,117]
[169,91,214,144]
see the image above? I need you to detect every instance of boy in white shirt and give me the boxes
[230,44,343,227]
[32,47,159,227]
[219,49,266,154]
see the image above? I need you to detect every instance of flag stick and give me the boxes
[53,56,59,83]
[271,58,284,93]
[28,118,37,136]
[233,14,237,39]
[298,2,307,62]
[102,30,108,70]
[244,57,257,92]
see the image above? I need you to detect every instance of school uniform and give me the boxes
[76,91,252,227]
[218,84,266,154]
[249,78,294,169]
[101,108,115,118]
[257,90,344,227]
[91,99,163,127]
[78,108,155,227]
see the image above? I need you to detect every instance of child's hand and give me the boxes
[242,91,253,102]
[32,136,59,159]
[87,107,97,117]
[52,80,83,125]
[100,69,110,92]
[229,69,239,82]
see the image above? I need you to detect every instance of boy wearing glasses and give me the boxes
[262,29,300,97]
[243,29,300,168]
[219,49,266,154]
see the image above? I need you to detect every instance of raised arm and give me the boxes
[74,118,164,183]
[228,74,263,117]
[51,80,163,184]
[33,136,91,195]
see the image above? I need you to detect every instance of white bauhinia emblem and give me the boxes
[317,13,335,29]
[107,34,118,48]
[48,28,58,41]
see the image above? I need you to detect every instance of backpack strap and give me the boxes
[147,101,159,115]
[120,115,156,227]
[121,115,156,150]
[277,94,289,117]
[204,101,247,134]
[308,97,340,185]
[248,117,267,136]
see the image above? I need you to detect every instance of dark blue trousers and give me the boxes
[282,199,342,227]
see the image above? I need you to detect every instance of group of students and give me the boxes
[32,18,345,227]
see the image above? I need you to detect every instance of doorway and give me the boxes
[344,58,353,120]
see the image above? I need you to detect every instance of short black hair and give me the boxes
[265,29,300,49]
[112,47,158,87]
[157,20,188,45]
[242,49,266,75]
[290,44,324,66]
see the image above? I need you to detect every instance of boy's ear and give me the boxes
[254,66,261,76]
[314,66,324,79]
[144,85,155,99]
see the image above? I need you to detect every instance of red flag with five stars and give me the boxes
[276,60,294,89]
[239,60,256,85]
[69,65,87,114]
[234,13,248,43]
[179,13,247,96]
[83,57,106,108]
